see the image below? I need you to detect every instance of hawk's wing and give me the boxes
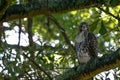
[88,33,98,57]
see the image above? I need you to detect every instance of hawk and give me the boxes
[75,22,98,64]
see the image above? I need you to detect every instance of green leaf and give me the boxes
[99,20,107,35]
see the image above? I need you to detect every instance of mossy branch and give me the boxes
[56,48,120,80]
[0,0,114,23]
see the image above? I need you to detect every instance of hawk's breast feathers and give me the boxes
[75,31,98,64]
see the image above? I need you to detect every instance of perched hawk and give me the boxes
[75,22,98,64]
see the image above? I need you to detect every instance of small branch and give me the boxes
[18,19,22,47]
[48,15,75,51]
[24,70,33,79]
[5,42,67,52]
[56,48,120,80]
[23,53,53,80]
[97,7,120,21]
[27,18,35,60]
[27,18,33,46]
[18,0,22,47]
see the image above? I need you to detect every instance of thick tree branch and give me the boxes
[56,48,120,80]
[0,0,110,23]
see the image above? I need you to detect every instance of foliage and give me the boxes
[0,0,120,80]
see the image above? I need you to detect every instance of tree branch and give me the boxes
[0,0,109,23]
[27,18,33,46]
[4,42,68,52]
[56,48,120,80]
[48,15,75,51]
[18,19,22,47]
[23,53,53,80]
[97,7,120,21]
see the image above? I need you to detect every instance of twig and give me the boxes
[25,70,33,79]
[18,0,22,47]
[23,53,53,80]
[97,7,120,32]
[6,43,67,51]
[18,19,22,47]
[27,18,33,46]
[48,15,75,51]
[97,7,120,21]
[2,26,7,43]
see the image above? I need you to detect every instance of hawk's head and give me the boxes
[79,22,89,32]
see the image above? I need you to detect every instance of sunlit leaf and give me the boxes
[70,11,77,15]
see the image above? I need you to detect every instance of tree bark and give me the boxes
[1,0,120,23]
[56,48,120,80]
